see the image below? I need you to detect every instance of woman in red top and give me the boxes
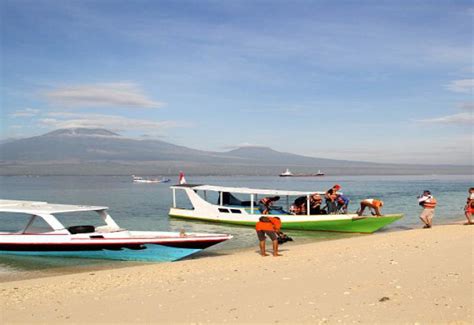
[255,217,281,256]
[464,187,474,225]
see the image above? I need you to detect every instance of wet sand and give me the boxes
[1,224,472,324]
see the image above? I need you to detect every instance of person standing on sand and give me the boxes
[255,216,281,257]
[418,190,437,228]
[464,187,474,225]
[357,199,384,216]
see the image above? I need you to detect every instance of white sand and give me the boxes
[1,224,472,324]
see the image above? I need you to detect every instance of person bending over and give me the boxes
[259,196,280,215]
[255,216,281,257]
[357,198,384,217]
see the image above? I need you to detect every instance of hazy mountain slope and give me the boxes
[0,128,470,175]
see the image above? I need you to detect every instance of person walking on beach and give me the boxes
[325,184,341,214]
[357,199,384,216]
[464,187,474,225]
[255,216,281,257]
[259,196,280,215]
[418,190,437,228]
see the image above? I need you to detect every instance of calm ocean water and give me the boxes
[0,174,471,281]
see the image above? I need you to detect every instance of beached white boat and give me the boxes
[132,175,171,183]
[169,185,402,233]
[0,200,231,261]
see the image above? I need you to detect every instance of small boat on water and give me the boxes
[169,185,402,233]
[0,200,231,261]
[132,175,171,183]
[279,169,325,177]
[279,168,294,177]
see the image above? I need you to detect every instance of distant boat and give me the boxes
[132,175,171,184]
[279,169,325,177]
[279,168,294,177]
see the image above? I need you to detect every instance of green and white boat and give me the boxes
[169,185,403,233]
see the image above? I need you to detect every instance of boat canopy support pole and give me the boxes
[21,214,37,233]
[307,195,310,216]
[219,192,223,206]
[172,188,176,208]
[99,210,120,229]
[251,194,255,215]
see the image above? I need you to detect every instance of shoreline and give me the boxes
[0,220,466,284]
[1,224,472,323]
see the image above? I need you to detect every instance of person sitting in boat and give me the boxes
[325,184,341,214]
[336,194,350,214]
[255,216,281,257]
[309,193,324,215]
[291,196,307,215]
[357,199,384,217]
[259,196,280,215]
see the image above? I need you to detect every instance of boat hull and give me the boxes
[169,212,403,234]
[0,244,202,262]
[0,235,231,261]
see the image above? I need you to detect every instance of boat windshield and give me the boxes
[0,212,53,234]
[54,211,107,229]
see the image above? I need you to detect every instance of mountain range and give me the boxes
[0,128,470,176]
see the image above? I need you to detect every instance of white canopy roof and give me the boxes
[170,185,326,196]
[0,199,108,215]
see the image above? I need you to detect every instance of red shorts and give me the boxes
[466,206,474,214]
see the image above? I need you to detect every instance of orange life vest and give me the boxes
[423,197,437,209]
[268,217,281,231]
[372,199,383,208]
[255,221,275,231]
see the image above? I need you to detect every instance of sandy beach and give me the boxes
[1,224,472,324]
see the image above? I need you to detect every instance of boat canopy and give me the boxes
[170,185,325,196]
[0,200,108,215]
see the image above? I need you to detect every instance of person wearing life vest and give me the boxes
[259,196,280,215]
[336,194,350,214]
[325,184,341,214]
[255,216,281,257]
[418,190,437,228]
[357,198,384,216]
[269,216,294,244]
[464,187,474,225]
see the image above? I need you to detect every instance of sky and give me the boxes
[1,0,473,165]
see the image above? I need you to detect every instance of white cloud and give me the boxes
[9,108,40,117]
[45,83,164,108]
[446,79,474,93]
[38,112,182,133]
[419,112,473,125]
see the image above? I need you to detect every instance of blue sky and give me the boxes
[1,0,472,164]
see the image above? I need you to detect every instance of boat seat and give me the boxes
[67,225,95,234]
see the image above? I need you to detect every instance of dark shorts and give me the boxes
[256,230,277,241]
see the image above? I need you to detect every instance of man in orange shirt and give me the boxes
[357,198,384,216]
[255,216,281,256]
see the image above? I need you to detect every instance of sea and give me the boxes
[0,174,471,282]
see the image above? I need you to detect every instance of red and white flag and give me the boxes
[178,171,187,184]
